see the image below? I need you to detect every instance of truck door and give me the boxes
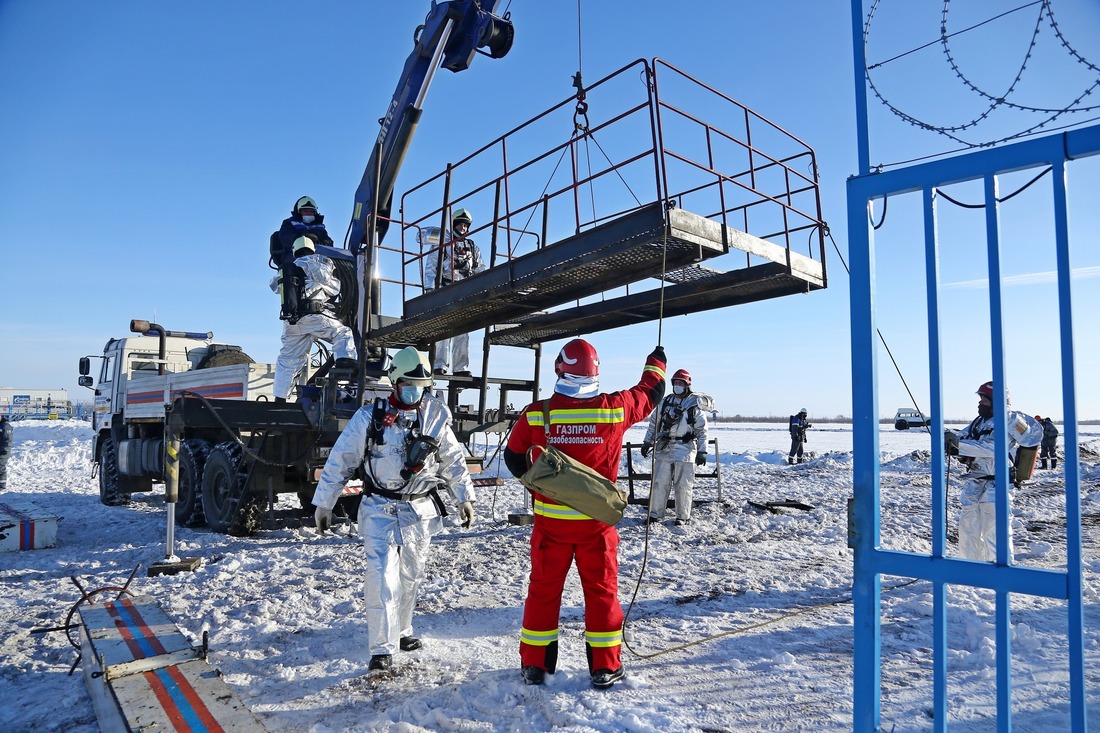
[93,350,118,433]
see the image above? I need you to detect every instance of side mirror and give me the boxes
[78,356,90,376]
[78,376,94,389]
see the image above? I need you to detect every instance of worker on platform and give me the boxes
[312,347,475,673]
[641,368,708,525]
[423,208,484,376]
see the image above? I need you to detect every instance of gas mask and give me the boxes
[978,402,993,420]
[401,429,440,480]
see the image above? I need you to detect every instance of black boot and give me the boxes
[521,666,546,686]
[368,654,392,671]
[591,667,625,689]
[1040,458,1048,470]
[399,636,422,651]
[1052,458,1058,470]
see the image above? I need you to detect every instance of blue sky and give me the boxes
[1,1,1097,420]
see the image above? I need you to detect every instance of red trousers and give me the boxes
[519,511,623,673]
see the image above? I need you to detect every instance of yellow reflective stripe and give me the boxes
[645,364,665,379]
[521,627,559,646]
[528,407,624,425]
[585,629,623,648]
[534,500,592,521]
[548,407,624,424]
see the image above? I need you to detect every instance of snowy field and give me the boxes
[2,419,1099,732]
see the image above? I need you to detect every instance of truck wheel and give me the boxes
[196,349,254,369]
[98,437,132,506]
[895,420,909,431]
[176,440,210,527]
[201,442,262,536]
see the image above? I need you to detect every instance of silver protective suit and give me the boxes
[423,238,484,373]
[312,393,475,656]
[953,410,1041,561]
[642,392,708,521]
[270,253,357,399]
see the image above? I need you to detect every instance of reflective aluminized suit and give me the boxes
[312,393,475,656]
[423,236,484,373]
[504,351,666,676]
[270,253,357,399]
[643,392,708,522]
[953,410,1041,562]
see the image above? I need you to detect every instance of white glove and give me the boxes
[315,506,334,533]
[459,501,475,528]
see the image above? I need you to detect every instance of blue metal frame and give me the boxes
[848,2,1094,730]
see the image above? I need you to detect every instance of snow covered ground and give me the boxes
[2,419,1099,732]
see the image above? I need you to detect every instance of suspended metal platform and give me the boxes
[368,203,727,348]
[488,219,825,347]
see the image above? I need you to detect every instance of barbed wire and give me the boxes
[864,0,1100,162]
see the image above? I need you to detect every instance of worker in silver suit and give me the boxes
[312,347,475,673]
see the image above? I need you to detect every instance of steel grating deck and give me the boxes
[367,203,727,347]
[488,261,822,346]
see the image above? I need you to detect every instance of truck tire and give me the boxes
[176,440,210,527]
[895,420,909,431]
[98,437,134,506]
[196,349,254,369]
[201,442,263,536]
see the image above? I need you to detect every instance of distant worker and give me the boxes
[788,408,811,464]
[270,236,357,402]
[311,347,475,673]
[641,368,708,525]
[504,338,666,690]
[0,414,12,490]
[1037,415,1060,470]
[423,208,484,376]
[944,381,1041,562]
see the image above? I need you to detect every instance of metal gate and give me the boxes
[846,2,1096,731]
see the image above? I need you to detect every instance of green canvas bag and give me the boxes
[519,401,628,526]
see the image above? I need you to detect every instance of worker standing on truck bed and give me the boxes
[270,197,357,401]
[312,347,475,674]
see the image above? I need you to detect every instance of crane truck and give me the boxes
[78,1,515,535]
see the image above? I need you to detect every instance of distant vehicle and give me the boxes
[894,408,930,430]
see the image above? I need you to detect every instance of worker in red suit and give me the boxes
[504,338,666,690]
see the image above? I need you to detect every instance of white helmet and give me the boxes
[799,408,807,416]
[293,236,315,255]
[388,347,432,387]
[294,196,318,215]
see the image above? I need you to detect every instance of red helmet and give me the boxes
[671,368,691,387]
[555,339,599,377]
[977,380,1011,405]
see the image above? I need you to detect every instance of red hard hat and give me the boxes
[977,380,1011,405]
[555,339,599,377]
[671,368,691,387]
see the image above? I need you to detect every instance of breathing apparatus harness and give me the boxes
[358,395,447,512]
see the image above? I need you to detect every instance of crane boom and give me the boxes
[345,0,513,253]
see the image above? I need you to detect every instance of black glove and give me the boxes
[695,452,706,467]
[640,442,652,458]
[944,430,960,456]
[648,345,666,363]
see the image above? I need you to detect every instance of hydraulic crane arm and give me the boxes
[345,0,513,253]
